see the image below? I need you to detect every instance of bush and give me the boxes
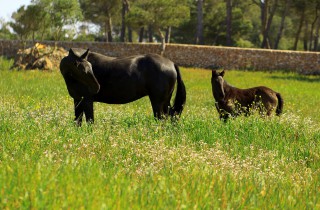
[235,38,255,48]
[0,56,14,71]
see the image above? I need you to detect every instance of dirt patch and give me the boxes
[12,43,67,70]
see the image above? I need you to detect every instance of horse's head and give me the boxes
[211,70,225,102]
[60,48,100,94]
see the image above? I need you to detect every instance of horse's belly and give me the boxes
[97,94,147,104]
[94,87,147,104]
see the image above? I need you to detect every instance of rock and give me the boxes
[12,43,67,70]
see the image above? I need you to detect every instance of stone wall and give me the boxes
[1,39,319,74]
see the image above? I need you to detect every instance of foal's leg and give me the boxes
[74,98,84,126]
[264,103,275,117]
[220,112,230,122]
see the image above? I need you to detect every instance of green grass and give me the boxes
[0,58,320,209]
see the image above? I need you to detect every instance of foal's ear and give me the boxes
[80,49,90,60]
[212,70,218,77]
[220,70,225,77]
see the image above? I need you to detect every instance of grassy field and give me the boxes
[0,57,319,209]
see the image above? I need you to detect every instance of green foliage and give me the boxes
[0,18,16,39]
[127,0,190,31]
[0,57,14,70]
[79,0,121,41]
[79,0,121,24]
[73,33,96,42]
[8,0,82,41]
[235,38,255,48]
[37,0,83,40]
[0,58,320,208]
[3,0,320,50]
[9,6,29,40]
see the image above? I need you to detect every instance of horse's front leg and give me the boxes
[83,98,94,124]
[74,98,84,126]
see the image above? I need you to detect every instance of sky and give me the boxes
[0,0,31,21]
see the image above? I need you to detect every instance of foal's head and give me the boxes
[211,70,225,102]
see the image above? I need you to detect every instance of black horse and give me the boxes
[211,70,283,120]
[60,48,186,126]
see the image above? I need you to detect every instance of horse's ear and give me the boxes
[81,49,90,60]
[220,70,225,77]
[69,48,76,57]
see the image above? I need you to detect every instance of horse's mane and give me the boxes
[222,78,235,89]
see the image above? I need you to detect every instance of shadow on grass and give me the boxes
[268,75,320,83]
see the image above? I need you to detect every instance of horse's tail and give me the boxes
[276,92,283,116]
[170,64,186,117]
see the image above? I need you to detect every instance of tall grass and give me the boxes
[0,58,319,209]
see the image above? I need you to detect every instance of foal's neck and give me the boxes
[223,79,234,92]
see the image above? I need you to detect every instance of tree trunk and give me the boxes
[120,1,126,42]
[261,0,278,49]
[195,0,204,44]
[128,27,133,42]
[158,29,166,55]
[293,10,305,50]
[260,0,268,47]
[148,25,153,42]
[32,31,35,42]
[107,16,113,42]
[226,0,232,46]
[313,16,320,51]
[274,0,290,49]
[139,27,144,43]
[165,26,171,43]
[303,20,309,51]
[309,16,318,50]
[40,22,46,41]
[104,22,108,42]
[120,0,130,42]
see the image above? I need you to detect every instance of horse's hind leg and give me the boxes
[74,99,84,126]
[164,94,173,117]
[149,96,165,119]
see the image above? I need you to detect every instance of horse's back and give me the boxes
[90,53,177,104]
[140,54,176,74]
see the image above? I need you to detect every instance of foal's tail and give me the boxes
[170,64,186,117]
[276,93,284,116]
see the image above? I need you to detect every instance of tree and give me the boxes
[252,0,279,49]
[195,0,204,44]
[10,4,51,41]
[308,0,320,51]
[274,0,290,49]
[292,0,307,50]
[31,0,82,41]
[10,6,30,41]
[226,0,233,46]
[0,18,15,39]
[120,0,130,42]
[25,4,50,41]
[127,0,190,54]
[80,0,121,42]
